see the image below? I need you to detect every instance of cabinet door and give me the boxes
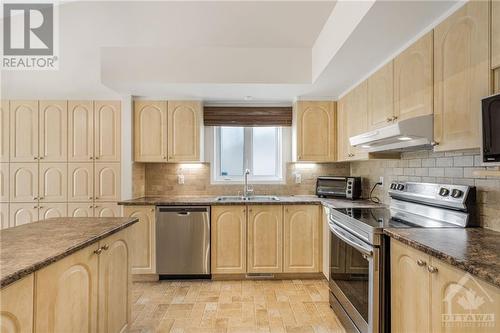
[39,163,67,202]
[10,163,38,202]
[68,203,94,217]
[167,101,202,162]
[394,31,433,121]
[0,203,9,229]
[9,203,38,227]
[283,205,319,273]
[94,203,121,217]
[0,274,34,333]
[94,101,121,162]
[68,101,94,162]
[134,101,167,162]
[434,0,490,151]
[493,0,500,69]
[98,230,131,333]
[94,163,121,202]
[39,203,67,220]
[35,244,99,333]
[39,101,67,162]
[347,82,370,161]
[1,163,8,202]
[336,96,348,161]
[247,205,283,273]
[391,239,431,333]
[68,163,94,202]
[495,68,500,94]
[430,257,500,333]
[1,100,9,162]
[123,206,156,274]
[10,101,38,162]
[211,206,247,274]
[322,206,330,280]
[294,101,336,162]
[367,62,394,130]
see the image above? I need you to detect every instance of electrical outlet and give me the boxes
[178,174,185,185]
[379,176,384,186]
[295,173,302,184]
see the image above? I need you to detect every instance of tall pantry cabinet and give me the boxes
[0,100,122,229]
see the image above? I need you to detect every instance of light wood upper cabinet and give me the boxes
[68,101,94,162]
[394,31,434,121]
[39,203,67,220]
[9,203,38,227]
[10,101,38,162]
[346,82,370,161]
[1,163,8,202]
[123,206,156,274]
[94,163,120,202]
[39,101,67,162]
[284,205,319,273]
[367,62,394,130]
[134,101,168,162]
[391,239,431,333]
[0,203,8,229]
[294,101,336,162]
[39,163,67,202]
[68,203,94,217]
[97,229,130,333]
[336,97,348,162]
[247,205,283,273]
[94,101,121,162]
[211,206,247,274]
[1,101,9,162]
[167,101,203,162]
[35,243,99,333]
[68,163,93,202]
[493,0,500,69]
[0,274,34,333]
[434,0,490,152]
[9,163,38,202]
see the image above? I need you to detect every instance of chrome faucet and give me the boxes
[243,169,253,198]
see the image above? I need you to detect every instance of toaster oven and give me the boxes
[316,176,362,199]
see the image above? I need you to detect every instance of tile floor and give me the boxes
[128,279,346,333]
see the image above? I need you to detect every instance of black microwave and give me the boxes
[482,92,500,164]
[316,176,362,200]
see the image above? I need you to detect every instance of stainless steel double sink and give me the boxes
[215,195,280,202]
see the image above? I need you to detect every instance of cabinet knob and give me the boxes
[95,197,99,200]
[39,156,44,160]
[102,244,109,251]
[39,197,44,200]
[95,156,99,160]
[392,116,398,121]
[90,156,94,160]
[33,206,38,209]
[33,197,38,200]
[386,118,393,122]
[416,259,427,267]
[88,196,93,200]
[162,156,167,159]
[427,265,438,274]
[89,205,93,208]
[298,155,302,160]
[94,248,103,255]
[431,141,440,147]
[33,156,38,160]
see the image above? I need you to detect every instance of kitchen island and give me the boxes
[0,217,138,333]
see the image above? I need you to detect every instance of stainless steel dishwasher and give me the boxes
[156,206,210,277]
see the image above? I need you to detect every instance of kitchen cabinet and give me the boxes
[167,100,203,162]
[9,203,38,227]
[1,163,8,202]
[293,101,337,162]
[68,203,94,217]
[367,62,394,130]
[134,101,168,162]
[0,274,34,333]
[336,96,349,162]
[495,68,500,94]
[39,163,67,202]
[346,82,370,161]
[39,203,67,220]
[322,206,330,280]
[0,203,8,229]
[391,239,500,333]
[10,101,38,162]
[434,0,490,151]
[1,100,9,162]
[68,163,94,202]
[123,206,156,274]
[284,205,320,273]
[394,31,433,121]
[94,163,121,202]
[94,101,121,162]
[39,101,67,162]
[211,206,247,274]
[94,203,121,217]
[247,205,283,273]
[493,0,500,69]
[9,163,38,202]
[68,101,94,162]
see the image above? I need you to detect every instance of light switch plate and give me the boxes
[178,174,185,185]
[295,173,302,184]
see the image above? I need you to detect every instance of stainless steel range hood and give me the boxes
[349,114,433,152]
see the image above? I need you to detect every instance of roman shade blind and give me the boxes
[203,106,292,127]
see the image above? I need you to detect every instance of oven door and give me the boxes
[329,223,380,333]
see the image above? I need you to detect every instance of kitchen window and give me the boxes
[213,126,284,183]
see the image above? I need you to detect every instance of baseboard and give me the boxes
[211,272,325,281]
[132,274,159,282]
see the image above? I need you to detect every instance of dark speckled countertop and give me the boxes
[385,228,500,288]
[0,217,138,288]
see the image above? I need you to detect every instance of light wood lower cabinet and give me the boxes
[493,0,500,69]
[94,203,121,217]
[68,203,94,217]
[211,206,247,274]
[0,101,9,162]
[0,163,8,202]
[0,274,34,333]
[9,203,38,227]
[0,203,8,229]
[247,205,283,273]
[391,239,500,333]
[39,203,67,220]
[495,68,500,94]
[283,205,320,273]
[123,206,156,274]
[322,206,330,280]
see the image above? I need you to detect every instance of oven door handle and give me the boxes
[330,224,373,257]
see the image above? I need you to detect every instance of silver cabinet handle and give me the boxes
[427,265,438,273]
[386,118,393,122]
[417,259,427,267]
[392,116,398,121]
[94,248,103,255]
[95,156,99,160]
[102,244,109,250]
[33,156,38,160]
[33,197,38,200]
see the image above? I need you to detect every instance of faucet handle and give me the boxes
[247,185,254,194]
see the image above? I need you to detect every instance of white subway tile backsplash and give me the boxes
[436,157,454,167]
[453,155,474,167]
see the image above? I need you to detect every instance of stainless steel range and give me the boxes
[327,181,477,333]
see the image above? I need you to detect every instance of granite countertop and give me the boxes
[118,195,382,208]
[0,217,138,289]
[385,228,500,289]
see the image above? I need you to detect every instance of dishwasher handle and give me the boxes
[157,206,209,213]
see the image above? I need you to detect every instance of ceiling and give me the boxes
[1,0,463,102]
